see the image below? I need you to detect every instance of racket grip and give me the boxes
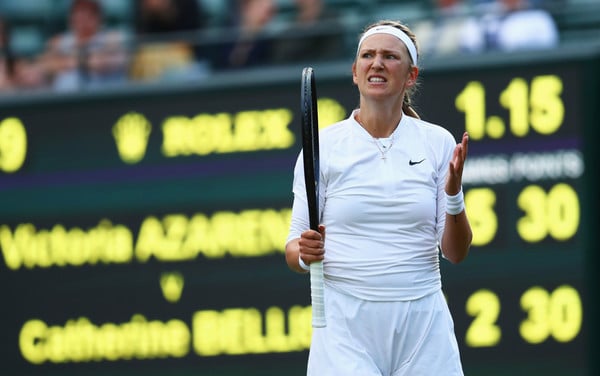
[310,260,326,328]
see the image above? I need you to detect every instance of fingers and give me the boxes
[299,227,325,264]
[452,133,469,173]
[318,224,326,241]
[446,133,469,195]
[448,144,463,177]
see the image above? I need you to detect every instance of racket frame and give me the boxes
[300,66,326,328]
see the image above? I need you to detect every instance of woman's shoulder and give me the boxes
[407,115,456,142]
[319,116,353,140]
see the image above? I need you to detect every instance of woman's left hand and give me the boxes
[446,132,469,195]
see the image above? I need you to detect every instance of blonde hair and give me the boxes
[358,20,421,119]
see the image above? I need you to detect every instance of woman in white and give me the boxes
[286,20,473,375]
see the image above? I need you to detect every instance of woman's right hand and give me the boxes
[298,224,326,266]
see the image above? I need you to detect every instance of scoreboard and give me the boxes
[416,49,598,375]
[0,45,598,375]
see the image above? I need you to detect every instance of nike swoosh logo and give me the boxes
[409,158,425,166]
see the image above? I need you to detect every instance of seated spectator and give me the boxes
[462,0,559,53]
[0,57,11,92]
[412,0,475,57]
[130,0,209,81]
[270,0,345,64]
[212,0,278,70]
[41,0,129,91]
[135,0,205,34]
[0,15,46,92]
[11,55,47,91]
[0,15,15,91]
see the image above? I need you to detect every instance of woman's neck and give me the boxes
[355,107,403,138]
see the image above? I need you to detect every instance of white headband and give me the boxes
[357,25,418,66]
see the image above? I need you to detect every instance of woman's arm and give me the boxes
[285,226,325,273]
[441,132,473,264]
[441,210,472,264]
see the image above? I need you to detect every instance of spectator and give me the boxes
[462,0,559,52]
[412,0,475,57]
[11,56,47,91]
[41,0,129,91]
[212,0,278,70]
[0,16,15,91]
[135,0,205,33]
[130,0,210,81]
[271,0,345,64]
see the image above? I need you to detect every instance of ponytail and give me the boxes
[403,95,420,119]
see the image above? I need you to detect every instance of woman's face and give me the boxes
[352,33,417,102]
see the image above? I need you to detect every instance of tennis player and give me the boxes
[285,19,473,375]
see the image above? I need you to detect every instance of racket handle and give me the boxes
[310,260,326,328]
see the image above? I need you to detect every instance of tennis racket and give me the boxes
[300,67,326,328]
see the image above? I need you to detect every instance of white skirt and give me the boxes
[307,287,464,376]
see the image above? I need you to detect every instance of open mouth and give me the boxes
[368,76,386,83]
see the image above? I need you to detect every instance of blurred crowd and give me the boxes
[0,0,574,94]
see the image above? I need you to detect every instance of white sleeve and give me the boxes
[286,152,309,245]
[286,149,326,245]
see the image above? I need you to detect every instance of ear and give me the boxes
[406,66,419,88]
[352,62,358,85]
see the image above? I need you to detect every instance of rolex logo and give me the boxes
[112,112,152,164]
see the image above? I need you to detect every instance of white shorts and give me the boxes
[307,287,464,376]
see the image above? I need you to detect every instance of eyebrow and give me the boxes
[359,48,403,55]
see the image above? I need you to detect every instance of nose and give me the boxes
[372,54,384,69]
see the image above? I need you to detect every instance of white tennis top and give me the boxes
[287,110,457,301]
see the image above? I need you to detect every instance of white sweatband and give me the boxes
[357,25,418,65]
[299,254,310,271]
[446,188,465,215]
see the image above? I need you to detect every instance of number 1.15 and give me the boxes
[455,75,564,140]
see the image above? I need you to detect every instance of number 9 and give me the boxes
[0,117,27,173]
